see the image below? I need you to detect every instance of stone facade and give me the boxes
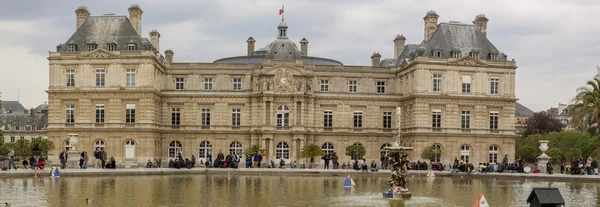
[46,6,517,167]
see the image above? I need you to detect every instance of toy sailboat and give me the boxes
[473,192,489,207]
[344,175,356,188]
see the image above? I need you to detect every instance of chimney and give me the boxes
[300,38,309,56]
[128,4,143,36]
[473,14,489,37]
[75,6,90,29]
[423,10,439,43]
[246,37,255,56]
[393,34,406,60]
[149,29,161,52]
[165,49,174,65]
[371,52,381,67]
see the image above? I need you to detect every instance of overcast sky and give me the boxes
[1,0,599,111]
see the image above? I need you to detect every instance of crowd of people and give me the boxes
[0,149,46,171]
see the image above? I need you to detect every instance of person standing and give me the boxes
[94,148,101,168]
[191,155,196,168]
[7,149,17,170]
[79,151,85,169]
[245,153,252,168]
[101,148,107,169]
[59,150,68,169]
[83,151,89,169]
[253,152,260,168]
[332,153,339,169]
[323,154,330,169]
[592,158,598,175]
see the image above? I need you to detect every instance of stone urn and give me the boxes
[538,140,549,156]
[68,134,79,151]
[537,140,550,173]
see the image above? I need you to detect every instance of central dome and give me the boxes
[265,39,301,60]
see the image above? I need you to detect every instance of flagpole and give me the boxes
[282,4,285,21]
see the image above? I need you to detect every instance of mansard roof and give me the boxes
[57,16,155,52]
[515,102,534,117]
[420,22,506,60]
[1,101,26,115]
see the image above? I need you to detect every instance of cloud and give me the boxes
[0,0,598,111]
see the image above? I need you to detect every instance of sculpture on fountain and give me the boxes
[383,106,413,199]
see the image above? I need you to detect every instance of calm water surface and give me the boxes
[0,173,598,206]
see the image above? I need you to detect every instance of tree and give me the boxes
[517,146,536,162]
[546,147,562,164]
[345,144,366,161]
[0,93,3,149]
[299,144,324,168]
[12,139,32,158]
[421,146,442,162]
[565,148,583,161]
[244,144,265,155]
[571,74,600,158]
[31,137,55,158]
[523,112,564,137]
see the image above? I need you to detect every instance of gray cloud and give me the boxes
[0,0,596,112]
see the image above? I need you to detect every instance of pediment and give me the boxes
[399,59,409,68]
[448,56,487,66]
[82,49,119,59]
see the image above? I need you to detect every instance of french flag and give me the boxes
[279,5,284,15]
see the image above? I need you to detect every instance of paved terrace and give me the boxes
[1,167,599,182]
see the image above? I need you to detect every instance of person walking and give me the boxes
[7,149,17,170]
[59,150,68,169]
[101,148,107,169]
[94,148,102,168]
[253,152,260,168]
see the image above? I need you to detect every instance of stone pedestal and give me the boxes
[66,151,81,169]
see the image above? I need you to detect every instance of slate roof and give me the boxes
[1,101,26,115]
[57,16,155,52]
[526,188,565,205]
[34,103,48,113]
[420,22,507,60]
[515,102,534,116]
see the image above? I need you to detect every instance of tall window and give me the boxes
[126,104,136,123]
[233,78,242,91]
[490,77,499,95]
[229,141,243,155]
[469,52,479,59]
[376,81,386,94]
[198,141,212,159]
[383,111,392,129]
[461,111,470,131]
[201,108,211,126]
[320,80,329,92]
[232,108,241,126]
[169,141,183,159]
[66,69,75,87]
[67,44,77,52]
[460,145,470,163]
[10,137,15,143]
[348,80,357,93]
[276,105,290,127]
[126,69,136,87]
[322,143,334,157]
[125,140,135,159]
[433,74,442,92]
[323,110,333,128]
[66,104,75,123]
[353,111,363,128]
[94,140,105,151]
[204,78,213,91]
[171,108,181,126]
[432,109,441,129]
[95,104,105,123]
[107,43,116,51]
[127,43,136,51]
[176,78,185,90]
[489,53,498,61]
[490,111,499,132]
[276,142,290,159]
[452,51,461,58]
[462,75,471,94]
[433,51,442,57]
[489,145,499,163]
[95,69,105,87]
[432,144,442,162]
[87,44,97,51]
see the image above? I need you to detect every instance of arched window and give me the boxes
[125,140,135,159]
[229,141,242,156]
[276,105,290,127]
[64,140,72,151]
[321,142,335,157]
[350,143,364,160]
[276,142,290,159]
[460,145,471,163]
[198,141,212,159]
[380,143,392,160]
[169,141,183,159]
[94,140,105,151]
[432,144,442,162]
[489,145,499,164]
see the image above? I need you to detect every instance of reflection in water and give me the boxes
[0,175,598,206]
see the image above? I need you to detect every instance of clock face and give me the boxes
[280,78,288,84]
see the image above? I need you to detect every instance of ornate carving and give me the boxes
[253,77,259,91]
[274,69,294,93]
[295,78,304,92]
[86,50,116,58]
[457,58,477,65]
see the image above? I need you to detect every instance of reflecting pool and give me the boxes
[0,174,597,206]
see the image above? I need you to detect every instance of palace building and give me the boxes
[46,5,517,167]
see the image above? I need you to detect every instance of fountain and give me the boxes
[382,107,413,199]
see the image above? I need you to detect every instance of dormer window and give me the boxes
[469,51,479,59]
[127,43,136,51]
[87,44,97,51]
[451,51,461,59]
[107,43,117,51]
[67,44,77,52]
[432,50,442,57]
[489,53,498,60]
